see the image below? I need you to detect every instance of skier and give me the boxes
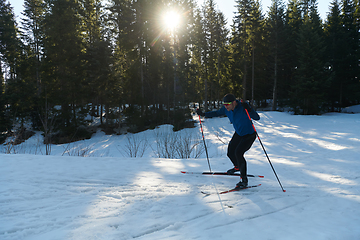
[196,93,260,189]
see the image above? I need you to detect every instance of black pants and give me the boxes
[227,132,257,182]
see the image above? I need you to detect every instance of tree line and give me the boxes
[1,0,359,143]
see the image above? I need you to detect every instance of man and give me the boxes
[196,94,260,189]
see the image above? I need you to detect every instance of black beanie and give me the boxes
[223,94,236,103]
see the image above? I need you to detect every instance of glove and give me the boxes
[196,108,205,117]
[241,101,252,111]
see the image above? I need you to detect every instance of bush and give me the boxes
[152,129,204,159]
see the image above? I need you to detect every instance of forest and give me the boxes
[0,0,359,144]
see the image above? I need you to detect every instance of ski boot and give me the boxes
[227,167,240,174]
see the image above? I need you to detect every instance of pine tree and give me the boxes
[189,8,206,106]
[42,0,86,129]
[248,0,267,105]
[0,0,20,78]
[291,0,327,114]
[175,0,198,106]
[324,0,346,111]
[5,43,38,122]
[340,0,360,106]
[0,67,11,140]
[81,0,114,124]
[232,0,254,99]
[266,0,287,110]
[0,0,20,130]
[283,0,302,99]
[21,0,45,97]
[202,0,229,108]
[107,0,135,107]
[214,11,231,106]
[231,0,265,101]
[106,0,133,115]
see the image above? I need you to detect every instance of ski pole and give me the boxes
[243,101,286,192]
[198,114,212,172]
[198,113,226,215]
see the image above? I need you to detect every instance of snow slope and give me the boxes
[1,111,360,240]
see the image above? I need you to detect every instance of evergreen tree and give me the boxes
[232,0,254,99]
[189,8,206,106]
[0,67,11,139]
[202,0,229,108]
[107,0,134,108]
[198,1,210,110]
[324,0,347,111]
[214,11,231,106]
[231,0,265,101]
[175,0,198,106]
[0,0,19,131]
[248,0,267,104]
[139,0,164,111]
[283,0,302,99]
[0,0,20,79]
[266,0,287,110]
[291,0,327,114]
[21,0,45,97]
[5,43,38,123]
[203,0,217,108]
[132,0,146,111]
[80,0,115,124]
[42,0,86,128]
[340,0,360,106]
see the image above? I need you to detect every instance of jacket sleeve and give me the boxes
[248,108,260,120]
[241,101,260,120]
[204,106,226,118]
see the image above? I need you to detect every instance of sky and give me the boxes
[9,0,332,25]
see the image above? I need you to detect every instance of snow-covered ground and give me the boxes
[1,108,360,240]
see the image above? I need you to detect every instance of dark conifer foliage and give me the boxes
[0,0,19,138]
[266,0,287,110]
[291,0,328,114]
[1,0,360,141]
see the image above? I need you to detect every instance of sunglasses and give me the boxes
[223,102,232,106]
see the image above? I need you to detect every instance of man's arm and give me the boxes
[241,101,260,120]
[204,106,226,118]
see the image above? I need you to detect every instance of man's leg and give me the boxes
[227,133,241,168]
[235,132,257,183]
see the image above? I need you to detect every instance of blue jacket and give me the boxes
[204,100,260,136]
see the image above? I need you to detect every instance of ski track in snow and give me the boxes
[1,111,360,239]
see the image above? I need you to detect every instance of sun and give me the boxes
[163,11,181,30]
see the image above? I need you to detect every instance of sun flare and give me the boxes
[163,11,181,30]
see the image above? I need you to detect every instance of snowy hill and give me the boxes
[1,111,360,240]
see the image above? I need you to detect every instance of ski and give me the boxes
[219,184,261,194]
[201,184,261,195]
[181,171,264,178]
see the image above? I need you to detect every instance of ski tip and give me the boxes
[181,171,186,174]
[283,189,286,192]
[259,175,265,178]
